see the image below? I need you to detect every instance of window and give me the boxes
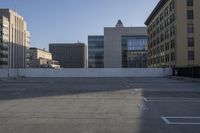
[188,37,194,47]
[0,61,8,65]
[188,24,194,33]
[187,10,194,19]
[156,18,160,25]
[188,51,194,60]
[164,7,169,17]
[165,42,170,51]
[170,39,175,48]
[170,26,175,36]
[170,1,174,11]
[165,30,169,39]
[160,12,164,21]
[171,52,175,61]
[187,0,193,6]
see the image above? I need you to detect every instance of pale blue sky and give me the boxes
[1,0,159,49]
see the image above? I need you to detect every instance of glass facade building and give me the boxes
[88,36,104,68]
[122,36,147,68]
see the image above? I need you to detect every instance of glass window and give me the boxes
[170,1,174,11]
[187,10,194,19]
[188,37,194,47]
[187,0,193,6]
[127,38,147,51]
[188,24,194,33]
[188,51,194,60]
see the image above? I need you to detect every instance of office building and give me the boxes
[88,20,147,68]
[145,0,200,71]
[0,9,30,68]
[49,43,87,68]
[88,36,104,68]
[29,48,60,68]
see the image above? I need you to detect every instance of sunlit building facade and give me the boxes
[0,9,30,68]
[145,0,200,72]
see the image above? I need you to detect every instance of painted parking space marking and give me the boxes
[161,117,200,125]
[144,97,200,102]
[137,104,149,111]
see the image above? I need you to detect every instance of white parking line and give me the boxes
[137,104,149,111]
[161,117,170,124]
[143,97,148,102]
[144,97,200,102]
[161,116,200,125]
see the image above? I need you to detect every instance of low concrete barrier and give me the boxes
[0,68,172,78]
[0,69,18,78]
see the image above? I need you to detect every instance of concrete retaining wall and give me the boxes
[0,68,172,78]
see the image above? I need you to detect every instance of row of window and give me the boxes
[148,0,175,33]
[0,53,8,58]
[148,52,176,65]
[149,28,175,49]
[187,0,195,62]
[148,13,175,37]
[148,39,175,57]
[149,51,194,65]
[0,45,8,51]
[0,61,8,65]
[187,0,195,63]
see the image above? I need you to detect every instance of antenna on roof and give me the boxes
[116,19,124,27]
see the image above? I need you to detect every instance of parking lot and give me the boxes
[0,77,200,133]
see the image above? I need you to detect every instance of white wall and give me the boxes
[0,69,18,78]
[0,69,8,78]
[0,68,172,78]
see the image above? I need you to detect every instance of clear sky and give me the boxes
[1,0,159,49]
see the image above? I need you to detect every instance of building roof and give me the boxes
[30,47,50,53]
[49,43,85,46]
[0,8,24,20]
[145,0,168,25]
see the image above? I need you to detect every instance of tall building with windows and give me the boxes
[145,0,200,72]
[0,9,30,68]
[88,36,104,68]
[88,20,147,68]
[0,16,9,68]
[49,43,87,68]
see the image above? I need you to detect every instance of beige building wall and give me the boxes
[30,48,52,60]
[37,49,52,60]
[193,0,200,66]
[0,9,30,68]
[29,48,57,68]
[175,0,188,67]
[145,0,200,68]
[104,27,147,68]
